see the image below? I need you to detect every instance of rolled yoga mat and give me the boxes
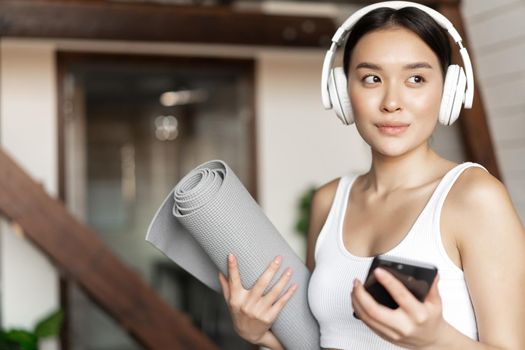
[146,160,320,350]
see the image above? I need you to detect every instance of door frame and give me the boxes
[56,50,258,350]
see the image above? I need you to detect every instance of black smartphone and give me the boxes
[362,255,438,310]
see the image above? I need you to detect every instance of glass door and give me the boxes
[60,53,256,350]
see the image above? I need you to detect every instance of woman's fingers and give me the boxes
[267,283,298,320]
[262,267,294,306]
[352,278,407,328]
[224,253,297,312]
[220,253,299,343]
[374,268,425,319]
[218,272,230,300]
[424,274,441,305]
[352,292,400,341]
[249,256,283,299]
[351,279,402,340]
[227,253,244,292]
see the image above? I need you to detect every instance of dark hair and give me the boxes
[342,7,451,77]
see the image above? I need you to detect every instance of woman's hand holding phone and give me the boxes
[363,256,438,309]
[218,254,297,350]
[351,257,449,348]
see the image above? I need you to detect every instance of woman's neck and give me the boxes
[364,144,446,194]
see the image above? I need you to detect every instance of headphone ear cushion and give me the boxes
[448,67,466,125]
[329,67,353,125]
[439,65,464,125]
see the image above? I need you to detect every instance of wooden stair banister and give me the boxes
[0,149,219,350]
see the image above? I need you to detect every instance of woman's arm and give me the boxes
[445,167,525,349]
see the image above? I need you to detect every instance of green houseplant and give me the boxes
[0,309,63,350]
[295,186,317,240]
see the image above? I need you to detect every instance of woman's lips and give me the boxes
[376,123,410,136]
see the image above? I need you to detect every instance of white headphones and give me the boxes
[321,1,474,126]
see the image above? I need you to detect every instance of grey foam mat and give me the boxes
[146,160,320,349]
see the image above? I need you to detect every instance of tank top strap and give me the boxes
[431,162,487,216]
[332,174,359,220]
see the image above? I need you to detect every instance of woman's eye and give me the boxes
[363,75,381,84]
[408,75,425,84]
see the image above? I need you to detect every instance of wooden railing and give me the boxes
[0,149,219,350]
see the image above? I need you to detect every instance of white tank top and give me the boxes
[308,162,482,349]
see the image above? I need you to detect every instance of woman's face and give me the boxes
[348,26,444,158]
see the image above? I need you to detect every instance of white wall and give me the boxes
[0,40,60,343]
[256,50,371,256]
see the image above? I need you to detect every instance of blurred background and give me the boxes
[0,0,523,349]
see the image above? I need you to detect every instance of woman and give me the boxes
[218,4,525,350]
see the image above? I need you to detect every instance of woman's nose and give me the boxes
[381,87,402,113]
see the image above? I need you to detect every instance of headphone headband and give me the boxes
[321,1,474,111]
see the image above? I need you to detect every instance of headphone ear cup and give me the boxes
[448,67,466,125]
[329,67,353,125]
[439,65,465,125]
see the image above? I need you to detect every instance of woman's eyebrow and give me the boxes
[355,62,382,70]
[404,62,433,69]
[355,62,433,70]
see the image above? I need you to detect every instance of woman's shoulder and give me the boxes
[312,177,340,210]
[311,173,357,213]
[448,164,508,208]
[444,164,521,239]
